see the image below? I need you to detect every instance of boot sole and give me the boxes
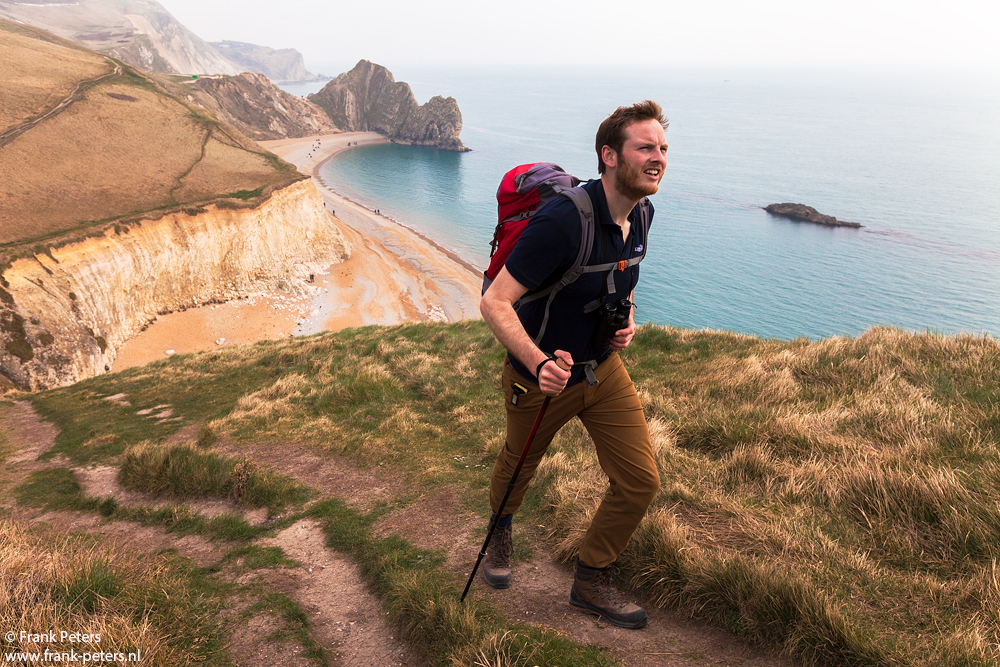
[569,589,647,629]
[482,569,510,590]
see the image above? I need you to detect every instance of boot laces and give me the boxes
[489,525,512,568]
[593,567,630,609]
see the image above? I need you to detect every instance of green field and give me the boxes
[8,321,998,666]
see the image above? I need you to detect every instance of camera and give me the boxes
[593,299,633,349]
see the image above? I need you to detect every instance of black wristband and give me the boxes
[535,356,555,379]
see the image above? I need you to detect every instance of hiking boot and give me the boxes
[569,565,647,629]
[482,523,512,589]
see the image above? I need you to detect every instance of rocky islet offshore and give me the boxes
[764,203,862,228]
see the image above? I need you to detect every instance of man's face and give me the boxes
[610,118,668,200]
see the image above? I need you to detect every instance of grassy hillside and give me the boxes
[0,19,301,252]
[0,20,110,129]
[0,517,230,666]
[18,321,1000,666]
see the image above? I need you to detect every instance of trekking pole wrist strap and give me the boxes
[536,356,572,379]
[535,356,556,379]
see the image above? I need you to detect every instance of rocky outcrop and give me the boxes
[0,0,241,75]
[183,72,339,141]
[310,60,468,152]
[765,203,862,228]
[210,40,326,83]
[0,180,349,390]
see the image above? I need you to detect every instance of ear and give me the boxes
[601,145,617,171]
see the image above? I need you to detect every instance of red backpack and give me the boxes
[485,163,580,287]
[483,162,651,345]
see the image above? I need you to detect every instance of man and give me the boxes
[479,100,668,629]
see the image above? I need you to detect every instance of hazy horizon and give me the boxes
[157,0,1000,79]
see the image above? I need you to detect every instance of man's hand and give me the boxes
[482,268,577,396]
[538,351,573,396]
[609,307,636,351]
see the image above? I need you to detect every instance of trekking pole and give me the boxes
[461,358,569,602]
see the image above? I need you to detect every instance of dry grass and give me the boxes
[30,321,1000,666]
[0,20,110,131]
[457,630,539,667]
[538,325,1000,665]
[171,123,284,202]
[0,519,221,665]
[0,79,282,244]
[0,24,297,247]
[118,440,311,509]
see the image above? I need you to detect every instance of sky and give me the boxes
[160,0,1000,76]
[158,0,1000,77]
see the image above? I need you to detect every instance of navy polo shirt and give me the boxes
[504,179,653,387]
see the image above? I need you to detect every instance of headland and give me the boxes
[112,132,483,371]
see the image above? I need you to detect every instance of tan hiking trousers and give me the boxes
[489,352,659,569]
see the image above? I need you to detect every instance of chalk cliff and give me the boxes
[178,72,340,141]
[0,0,241,75]
[310,60,468,152]
[0,180,349,390]
[210,40,325,83]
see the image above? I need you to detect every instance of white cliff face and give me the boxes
[119,4,240,75]
[0,0,241,75]
[0,180,349,390]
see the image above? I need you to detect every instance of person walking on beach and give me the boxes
[478,100,668,629]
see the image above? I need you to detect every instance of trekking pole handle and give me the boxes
[537,355,572,379]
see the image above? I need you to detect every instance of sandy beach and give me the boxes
[113,131,483,371]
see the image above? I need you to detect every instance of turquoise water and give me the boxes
[309,68,1000,340]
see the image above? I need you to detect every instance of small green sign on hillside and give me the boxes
[192,75,198,79]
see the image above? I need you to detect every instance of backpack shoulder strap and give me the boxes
[517,186,597,345]
[558,186,597,276]
[579,197,651,313]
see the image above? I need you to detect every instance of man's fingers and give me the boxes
[614,323,635,338]
[534,350,574,395]
[540,377,569,396]
[540,364,570,384]
[539,367,570,396]
[554,350,574,370]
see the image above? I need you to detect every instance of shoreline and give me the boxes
[111,131,483,372]
[311,147,485,277]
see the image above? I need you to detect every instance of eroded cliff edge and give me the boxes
[172,71,340,141]
[0,180,349,390]
[310,60,468,152]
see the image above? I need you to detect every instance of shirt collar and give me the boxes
[591,178,639,227]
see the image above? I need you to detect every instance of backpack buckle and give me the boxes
[617,260,626,271]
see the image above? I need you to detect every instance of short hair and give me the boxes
[595,100,669,174]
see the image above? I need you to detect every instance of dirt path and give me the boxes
[1,403,796,666]
[214,439,796,667]
[258,520,424,666]
[0,58,121,149]
[0,403,418,666]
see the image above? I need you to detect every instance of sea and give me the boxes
[280,68,1000,341]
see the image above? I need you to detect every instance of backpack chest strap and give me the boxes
[576,256,644,297]
[522,190,650,346]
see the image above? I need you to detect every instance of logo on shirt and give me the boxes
[634,244,644,252]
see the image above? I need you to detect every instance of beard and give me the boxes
[614,157,661,200]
